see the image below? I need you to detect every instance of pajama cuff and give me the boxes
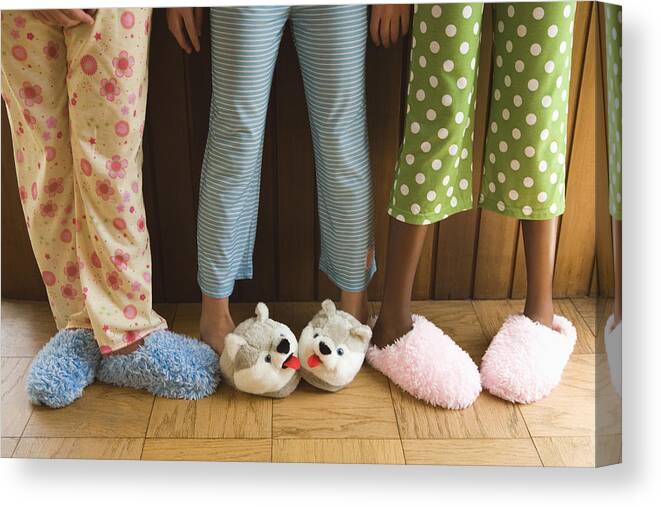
[479,197,565,221]
[388,200,473,226]
[319,259,377,293]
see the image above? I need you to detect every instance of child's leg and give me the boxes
[291,4,374,323]
[197,6,289,353]
[522,218,558,327]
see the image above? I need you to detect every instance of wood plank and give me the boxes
[403,438,541,466]
[23,383,153,438]
[553,6,599,297]
[534,436,597,467]
[1,438,19,458]
[472,299,515,342]
[142,438,271,462]
[273,439,405,464]
[554,298,596,354]
[13,437,143,460]
[1,357,33,437]
[1,301,56,357]
[436,4,494,300]
[273,367,399,439]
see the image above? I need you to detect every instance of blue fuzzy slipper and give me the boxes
[26,328,100,408]
[96,330,219,399]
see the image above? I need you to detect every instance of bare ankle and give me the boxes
[371,312,413,349]
[339,290,370,323]
[200,294,235,354]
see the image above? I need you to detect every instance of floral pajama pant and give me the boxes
[390,2,576,225]
[604,3,621,220]
[1,9,167,353]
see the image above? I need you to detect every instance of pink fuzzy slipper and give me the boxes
[480,314,577,404]
[366,315,481,409]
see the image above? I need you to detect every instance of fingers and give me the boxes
[167,11,192,53]
[379,11,392,48]
[194,7,204,39]
[32,11,54,26]
[369,10,382,46]
[389,15,400,46]
[64,9,95,25]
[182,10,200,52]
[400,7,410,37]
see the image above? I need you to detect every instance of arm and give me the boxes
[370,4,411,48]
[166,7,204,54]
[32,9,95,27]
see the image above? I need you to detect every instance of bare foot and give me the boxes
[200,294,234,355]
[339,290,371,324]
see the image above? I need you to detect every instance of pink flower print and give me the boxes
[23,109,36,129]
[26,32,34,40]
[100,78,120,102]
[111,249,130,271]
[44,146,56,160]
[40,200,57,218]
[80,54,97,75]
[123,305,137,319]
[43,40,59,60]
[46,117,58,129]
[122,191,131,202]
[19,185,28,202]
[60,229,72,243]
[115,120,130,137]
[15,16,26,28]
[95,179,115,201]
[120,11,135,29]
[107,270,123,290]
[42,271,56,286]
[106,155,128,179]
[123,330,139,344]
[61,284,78,300]
[12,45,27,61]
[128,92,136,105]
[137,217,146,232]
[100,345,113,355]
[19,82,42,107]
[64,261,81,282]
[131,181,140,193]
[42,131,52,142]
[44,177,64,197]
[131,281,142,292]
[113,217,127,231]
[80,158,93,176]
[31,182,38,200]
[120,105,130,116]
[116,203,125,213]
[15,149,24,164]
[112,50,134,78]
[91,251,102,269]
[10,30,19,40]
[142,272,151,283]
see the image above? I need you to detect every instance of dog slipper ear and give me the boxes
[225,332,247,361]
[321,299,336,317]
[350,324,372,345]
[255,302,269,322]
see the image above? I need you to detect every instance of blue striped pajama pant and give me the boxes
[198,5,375,298]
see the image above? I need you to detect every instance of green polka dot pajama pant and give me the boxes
[604,3,622,220]
[389,2,576,225]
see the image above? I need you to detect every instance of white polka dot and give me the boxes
[523,176,534,188]
[526,113,537,125]
[431,5,442,17]
[455,112,464,124]
[560,40,567,54]
[419,55,427,68]
[445,24,457,37]
[420,21,427,34]
[494,89,501,101]
[427,190,437,202]
[443,59,454,72]
[430,41,440,54]
[528,79,539,91]
[540,129,549,141]
[460,41,470,54]
[530,43,542,56]
[437,128,448,139]
[506,40,513,53]
[457,77,468,89]
[426,109,437,121]
[539,160,548,172]
[450,196,458,208]
[463,5,472,18]
[497,171,506,183]
[442,175,450,186]
[513,95,523,107]
[405,154,415,165]
[524,146,536,158]
[508,5,515,17]
[562,89,568,102]
[497,201,506,211]
[491,121,498,133]
[470,57,476,70]
[489,152,496,163]
[510,159,520,171]
[429,75,438,88]
[449,144,461,157]
[545,60,555,73]
[432,159,442,170]
[411,122,420,134]
[512,128,521,140]
[489,182,496,193]
[499,141,508,153]
[509,189,519,200]
[517,25,527,37]
[416,89,425,101]
[396,214,405,222]
[421,142,431,153]
[400,184,409,196]
[549,203,558,214]
[550,172,558,184]
[411,203,421,215]
[461,148,468,159]
[541,95,552,108]
[556,75,563,88]
[434,204,442,213]
[548,24,558,38]
[550,141,559,153]
[502,108,510,120]
[515,59,525,72]
[552,109,559,122]
[422,219,431,225]
[564,4,572,17]
[447,186,454,197]
[522,206,533,216]
[474,21,480,35]
[496,55,503,68]
[533,7,545,20]
[459,178,469,190]
[442,94,453,107]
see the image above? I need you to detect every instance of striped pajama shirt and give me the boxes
[198,5,375,298]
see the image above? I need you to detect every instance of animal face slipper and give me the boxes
[298,299,372,392]
[220,303,301,398]
[366,315,481,409]
[480,314,577,404]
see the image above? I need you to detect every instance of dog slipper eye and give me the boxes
[265,354,272,363]
[337,348,344,356]
[313,333,319,338]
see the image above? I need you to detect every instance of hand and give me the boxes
[167,7,204,54]
[370,4,411,48]
[32,9,95,28]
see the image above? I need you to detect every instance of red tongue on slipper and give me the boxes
[307,354,322,368]
[283,355,301,370]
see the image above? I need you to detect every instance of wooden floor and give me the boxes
[1,298,621,466]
